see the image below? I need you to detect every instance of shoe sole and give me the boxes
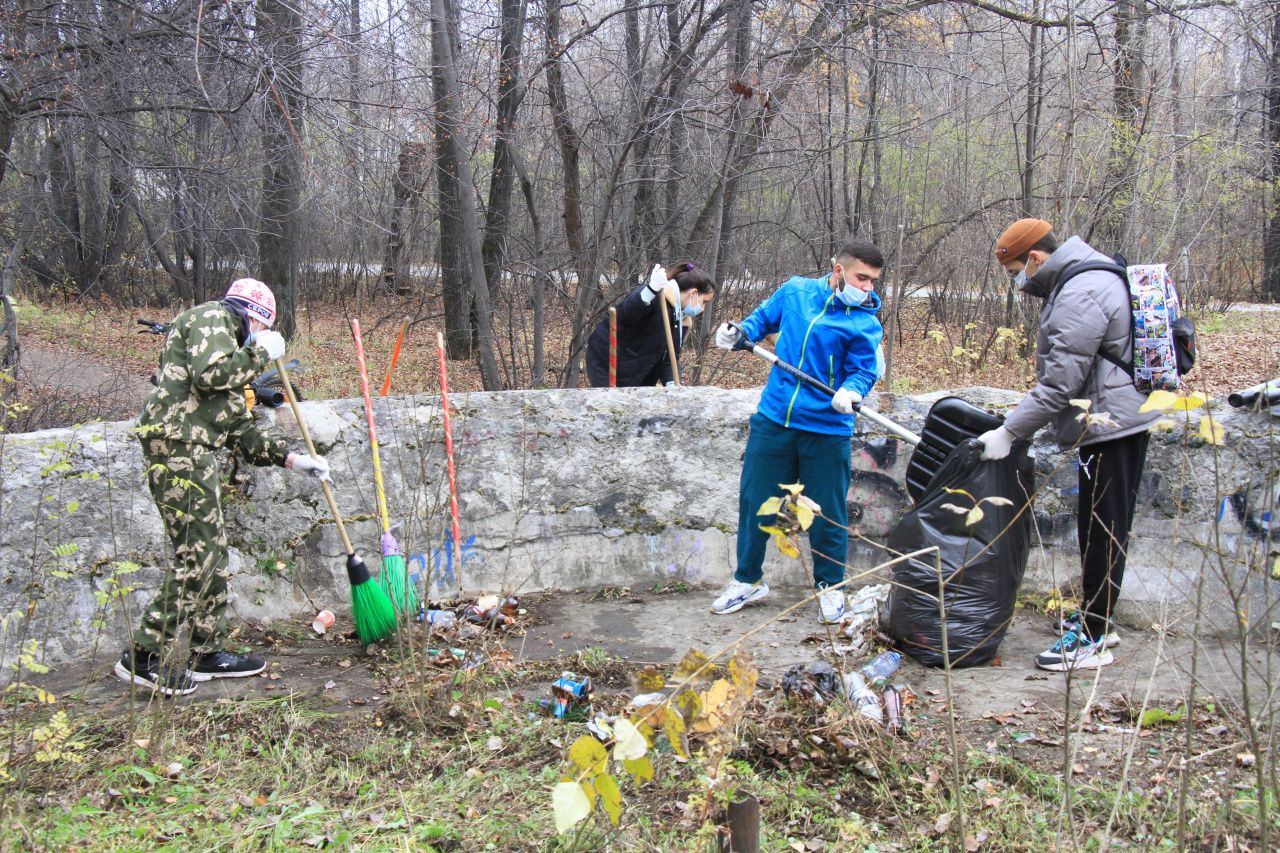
[710,587,769,615]
[1035,649,1115,672]
[189,663,267,682]
[113,661,198,697]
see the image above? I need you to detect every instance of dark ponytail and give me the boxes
[668,260,715,295]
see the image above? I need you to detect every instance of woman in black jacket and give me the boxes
[586,262,716,387]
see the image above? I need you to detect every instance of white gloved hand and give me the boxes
[646,264,669,294]
[664,381,676,388]
[715,323,741,350]
[831,388,862,414]
[977,426,1016,460]
[288,452,331,481]
[256,330,286,361]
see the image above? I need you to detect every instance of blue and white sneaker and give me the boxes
[1034,630,1114,672]
[817,589,846,625]
[1055,610,1121,648]
[710,580,769,615]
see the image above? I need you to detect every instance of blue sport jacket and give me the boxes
[738,275,883,436]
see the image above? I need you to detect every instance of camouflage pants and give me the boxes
[133,439,230,655]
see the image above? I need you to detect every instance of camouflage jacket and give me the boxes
[138,301,290,466]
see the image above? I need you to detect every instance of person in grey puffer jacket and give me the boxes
[977,218,1158,673]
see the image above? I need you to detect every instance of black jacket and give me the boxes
[586,285,682,387]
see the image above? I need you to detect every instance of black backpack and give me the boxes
[1054,256,1196,393]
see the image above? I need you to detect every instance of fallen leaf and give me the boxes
[552,781,591,834]
[1072,764,1085,775]
[966,830,991,850]
[487,736,503,751]
[324,680,336,690]
[338,659,352,669]
[934,812,952,835]
[1237,752,1257,768]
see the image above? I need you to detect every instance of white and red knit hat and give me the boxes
[225,278,277,327]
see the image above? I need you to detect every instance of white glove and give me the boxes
[646,264,669,294]
[715,323,740,350]
[664,381,676,388]
[831,388,862,414]
[977,426,1015,461]
[256,330,286,361]
[289,452,331,481]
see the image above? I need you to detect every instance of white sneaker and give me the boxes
[818,589,846,624]
[710,580,769,615]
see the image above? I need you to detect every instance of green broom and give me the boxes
[276,359,396,645]
[351,320,418,620]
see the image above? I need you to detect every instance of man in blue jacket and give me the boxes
[712,239,885,624]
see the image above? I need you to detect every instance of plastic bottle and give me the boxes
[860,651,901,684]
[841,672,884,725]
[424,609,457,629]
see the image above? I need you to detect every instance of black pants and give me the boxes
[1077,430,1149,638]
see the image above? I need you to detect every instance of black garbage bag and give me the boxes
[883,438,1034,668]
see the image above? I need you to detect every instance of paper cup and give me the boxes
[312,610,336,635]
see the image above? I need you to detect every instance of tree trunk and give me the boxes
[430,0,503,388]
[1263,2,1280,302]
[1092,0,1148,251]
[480,0,528,301]
[381,142,431,296]
[257,0,305,338]
[433,0,475,358]
[546,0,599,387]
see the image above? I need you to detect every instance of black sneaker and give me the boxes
[189,650,266,681]
[113,648,197,697]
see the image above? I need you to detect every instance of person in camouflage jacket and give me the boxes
[115,278,331,696]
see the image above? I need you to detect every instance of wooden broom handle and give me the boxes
[275,358,355,555]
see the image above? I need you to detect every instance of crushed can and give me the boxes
[549,671,592,719]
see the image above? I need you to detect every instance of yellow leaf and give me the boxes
[1198,415,1225,446]
[728,650,758,698]
[552,781,592,833]
[622,755,655,784]
[674,688,702,722]
[1139,390,1179,413]
[793,502,815,531]
[942,487,972,498]
[694,680,733,733]
[797,495,822,513]
[779,482,805,496]
[36,688,56,705]
[1173,393,1208,411]
[568,736,608,776]
[756,497,783,516]
[673,650,710,681]
[634,665,665,692]
[965,505,985,526]
[1068,398,1092,411]
[611,718,648,762]
[773,533,800,559]
[1271,556,1280,580]
[1149,418,1177,432]
[595,773,622,826]
[663,706,690,758]
[758,524,785,538]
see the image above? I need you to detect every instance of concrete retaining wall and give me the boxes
[2,386,1276,666]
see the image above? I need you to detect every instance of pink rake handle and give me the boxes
[437,332,464,591]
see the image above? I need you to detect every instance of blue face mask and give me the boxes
[837,283,869,307]
[247,330,258,345]
[681,303,704,318]
[1013,270,1028,289]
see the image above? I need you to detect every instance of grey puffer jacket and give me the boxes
[1002,235,1159,448]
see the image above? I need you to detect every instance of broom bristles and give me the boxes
[378,554,419,620]
[347,554,397,645]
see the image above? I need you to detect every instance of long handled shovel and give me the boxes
[276,359,397,646]
[351,320,419,621]
[658,286,681,386]
[727,324,921,445]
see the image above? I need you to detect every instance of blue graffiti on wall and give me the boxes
[407,533,478,590]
